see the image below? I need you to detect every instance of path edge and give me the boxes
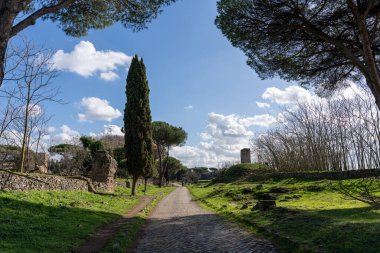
[74,195,154,253]
[126,187,179,253]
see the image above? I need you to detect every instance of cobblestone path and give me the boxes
[132,187,278,253]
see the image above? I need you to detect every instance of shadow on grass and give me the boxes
[0,196,123,253]
[236,206,380,253]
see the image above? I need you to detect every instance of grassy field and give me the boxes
[0,184,173,253]
[189,178,380,253]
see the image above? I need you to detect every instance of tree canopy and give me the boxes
[48,143,82,155]
[163,156,185,182]
[124,55,153,195]
[152,121,187,187]
[0,0,176,86]
[80,136,104,155]
[216,0,380,108]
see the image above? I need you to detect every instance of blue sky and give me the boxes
[15,0,304,167]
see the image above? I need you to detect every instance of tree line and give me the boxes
[254,87,380,172]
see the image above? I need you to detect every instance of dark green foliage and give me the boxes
[152,121,171,147]
[152,121,187,187]
[113,147,127,177]
[176,167,188,181]
[0,145,21,153]
[0,145,21,162]
[78,136,106,174]
[163,156,184,182]
[48,143,89,176]
[152,121,187,148]
[80,136,104,155]
[167,125,187,147]
[124,55,153,195]
[215,0,380,102]
[48,144,81,154]
[0,1,176,87]
[216,163,270,183]
[23,0,177,36]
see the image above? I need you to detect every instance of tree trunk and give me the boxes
[20,83,31,173]
[164,170,169,185]
[0,1,18,86]
[158,172,164,187]
[131,175,138,196]
[144,177,147,194]
[356,13,380,111]
[157,144,163,187]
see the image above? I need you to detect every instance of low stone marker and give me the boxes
[252,193,276,211]
[91,150,117,192]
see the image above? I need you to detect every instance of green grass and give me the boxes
[101,187,174,253]
[189,178,380,253]
[0,184,173,253]
[216,163,271,182]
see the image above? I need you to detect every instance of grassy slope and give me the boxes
[189,178,380,253]
[0,184,173,253]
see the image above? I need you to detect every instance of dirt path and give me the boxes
[132,187,278,253]
[75,196,154,253]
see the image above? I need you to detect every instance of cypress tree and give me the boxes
[124,55,153,196]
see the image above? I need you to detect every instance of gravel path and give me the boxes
[132,187,278,253]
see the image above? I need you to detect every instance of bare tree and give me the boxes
[1,38,61,172]
[254,86,380,172]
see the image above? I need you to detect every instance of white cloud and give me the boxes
[239,114,277,127]
[78,97,122,122]
[100,71,119,81]
[52,41,132,81]
[53,125,80,144]
[171,112,273,168]
[171,146,218,168]
[256,102,270,108]
[184,105,193,111]
[24,104,42,116]
[94,125,124,137]
[47,126,56,133]
[262,86,313,105]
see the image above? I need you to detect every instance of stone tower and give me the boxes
[240,148,251,164]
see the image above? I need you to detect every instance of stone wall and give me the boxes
[0,172,89,191]
[1,152,49,173]
[249,169,380,181]
[0,151,119,192]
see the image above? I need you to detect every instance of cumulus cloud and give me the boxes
[262,86,313,105]
[239,114,277,127]
[100,71,119,81]
[256,102,270,108]
[91,124,123,137]
[53,125,80,144]
[171,112,275,168]
[52,41,132,81]
[47,126,56,133]
[78,97,122,122]
[184,105,193,111]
